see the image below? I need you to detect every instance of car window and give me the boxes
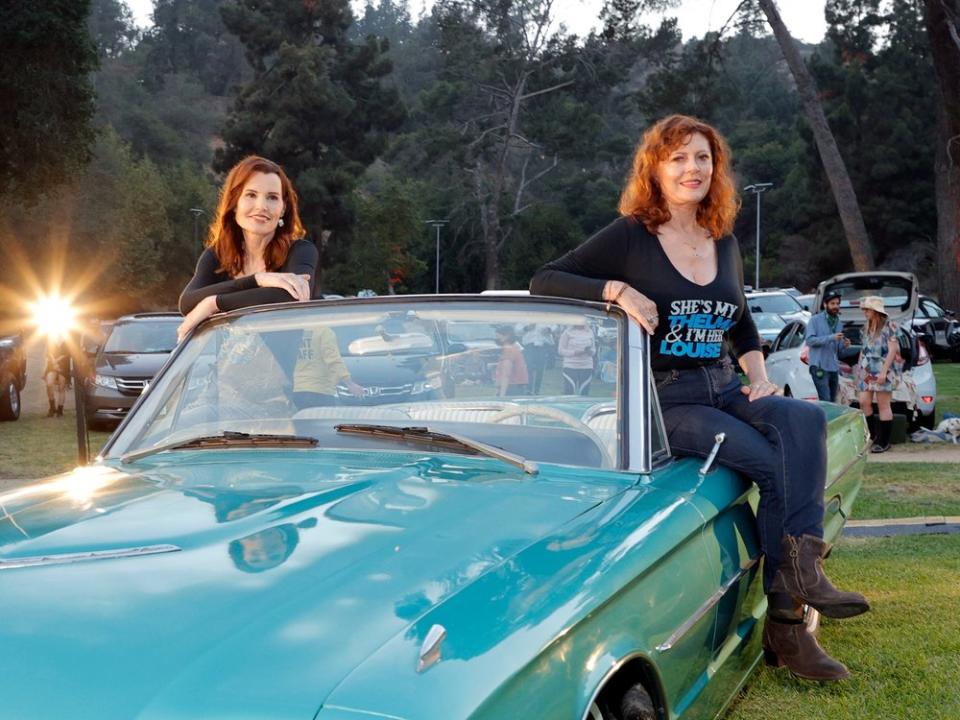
[747,294,802,314]
[922,300,944,318]
[107,302,628,470]
[772,322,800,352]
[103,320,179,353]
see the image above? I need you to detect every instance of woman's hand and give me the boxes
[877,369,887,385]
[737,350,780,402]
[605,281,659,335]
[741,378,780,402]
[254,272,312,301]
[177,295,219,342]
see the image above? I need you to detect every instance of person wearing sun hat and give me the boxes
[857,295,900,452]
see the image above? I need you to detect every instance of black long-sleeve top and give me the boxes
[179,239,319,315]
[530,216,761,371]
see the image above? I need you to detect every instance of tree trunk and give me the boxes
[924,0,960,310]
[757,0,875,271]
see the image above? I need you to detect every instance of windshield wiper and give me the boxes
[121,431,318,465]
[335,424,539,475]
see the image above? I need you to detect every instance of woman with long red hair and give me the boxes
[177,156,317,340]
[531,115,868,681]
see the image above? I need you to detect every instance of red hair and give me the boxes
[618,114,740,238]
[208,156,306,277]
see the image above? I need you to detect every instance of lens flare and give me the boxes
[30,294,77,339]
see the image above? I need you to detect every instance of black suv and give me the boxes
[85,313,180,428]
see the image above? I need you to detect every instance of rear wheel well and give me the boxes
[591,657,665,720]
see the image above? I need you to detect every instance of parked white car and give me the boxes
[766,272,937,429]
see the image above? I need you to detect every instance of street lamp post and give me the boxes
[425,220,448,294]
[743,183,773,290]
[189,208,205,259]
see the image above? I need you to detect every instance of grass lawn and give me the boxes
[934,360,960,422]
[0,411,111,483]
[727,533,960,720]
[855,463,960,519]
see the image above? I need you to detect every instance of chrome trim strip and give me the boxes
[825,447,866,491]
[656,556,760,652]
[0,544,182,570]
[626,323,651,474]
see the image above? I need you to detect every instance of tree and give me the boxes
[215,0,405,285]
[87,0,138,60]
[923,0,960,310]
[328,178,428,294]
[756,0,876,271]
[142,0,250,96]
[0,0,99,202]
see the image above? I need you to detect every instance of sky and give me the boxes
[125,0,828,44]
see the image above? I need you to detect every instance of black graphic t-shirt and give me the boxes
[529,216,761,371]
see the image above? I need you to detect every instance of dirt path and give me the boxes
[867,443,960,464]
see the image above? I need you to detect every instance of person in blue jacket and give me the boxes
[805,290,849,402]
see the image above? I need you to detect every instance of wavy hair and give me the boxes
[618,115,740,238]
[208,156,306,277]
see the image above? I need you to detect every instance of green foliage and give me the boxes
[326,176,427,295]
[142,0,250,95]
[0,0,99,202]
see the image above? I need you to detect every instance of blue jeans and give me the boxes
[656,361,827,592]
[809,366,839,402]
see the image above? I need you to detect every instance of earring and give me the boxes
[278,218,284,227]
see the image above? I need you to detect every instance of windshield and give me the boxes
[104,320,179,353]
[746,294,802,315]
[105,301,625,469]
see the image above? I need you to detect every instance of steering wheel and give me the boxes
[488,405,616,469]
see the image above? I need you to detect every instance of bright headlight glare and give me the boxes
[94,374,118,390]
[31,295,76,339]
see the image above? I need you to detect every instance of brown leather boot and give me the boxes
[771,534,870,619]
[763,616,850,681]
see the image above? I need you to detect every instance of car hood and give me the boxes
[816,271,918,324]
[97,351,171,376]
[0,452,635,719]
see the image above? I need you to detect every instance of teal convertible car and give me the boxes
[0,296,867,719]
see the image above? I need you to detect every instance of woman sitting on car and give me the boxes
[856,296,901,453]
[531,114,869,682]
[177,156,317,341]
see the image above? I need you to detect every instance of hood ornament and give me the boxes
[416,624,447,673]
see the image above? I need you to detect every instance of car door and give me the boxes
[920,298,949,351]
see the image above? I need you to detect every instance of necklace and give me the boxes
[684,239,704,257]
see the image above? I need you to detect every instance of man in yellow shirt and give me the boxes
[293,326,364,407]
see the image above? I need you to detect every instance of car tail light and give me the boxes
[921,395,934,403]
[917,341,930,365]
[800,346,809,365]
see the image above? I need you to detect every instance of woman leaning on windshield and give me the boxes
[177,155,318,341]
[530,114,869,682]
